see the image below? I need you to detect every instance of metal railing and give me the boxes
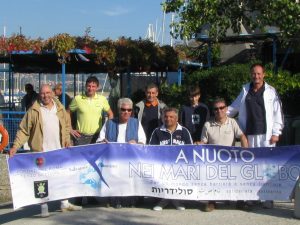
[0,111,25,152]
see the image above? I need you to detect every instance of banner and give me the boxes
[8,143,300,209]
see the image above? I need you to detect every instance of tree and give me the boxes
[164,0,300,42]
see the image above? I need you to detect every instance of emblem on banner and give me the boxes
[35,157,45,167]
[34,180,48,198]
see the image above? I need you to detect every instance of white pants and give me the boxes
[247,134,276,148]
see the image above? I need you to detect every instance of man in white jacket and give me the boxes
[228,63,284,209]
[228,63,283,148]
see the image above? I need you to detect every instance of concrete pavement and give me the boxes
[0,200,299,225]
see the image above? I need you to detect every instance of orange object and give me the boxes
[0,125,9,152]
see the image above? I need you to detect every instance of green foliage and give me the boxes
[164,0,300,43]
[185,64,251,105]
[265,70,300,116]
[46,33,75,63]
[159,82,186,108]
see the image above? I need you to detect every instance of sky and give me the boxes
[0,0,173,45]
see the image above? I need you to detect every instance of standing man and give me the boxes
[200,98,248,212]
[53,83,72,110]
[228,63,284,209]
[135,83,166,144]
[149,107,193,211]
[228,63,283,148]
[9,84,81,217]
[180,85,210,144]
[97,98,146,209]
[69,76,113,145]
[21,83,39,111]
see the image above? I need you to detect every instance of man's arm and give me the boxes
[240,134,248,148]
[227,88,244,118]
[271,91,284,139]
[67,109,81,138]
[107,108,114,119]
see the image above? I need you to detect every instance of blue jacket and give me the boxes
[105,117,139,142]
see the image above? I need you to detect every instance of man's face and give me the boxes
[119,103,133,122]
[163,111,178,129]
[40,86,53,106]
[213,102,227,121]
[86,82,99,97]
[251,65,265,86]
[189,94,200,106]
[145,87,158,102]
[54,86,62,96]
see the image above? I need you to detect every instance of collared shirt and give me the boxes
[245,83,266,135]
[145,100,158,107]
[69,93,111,135]
[201,117,243,146]
[40,101,61,151]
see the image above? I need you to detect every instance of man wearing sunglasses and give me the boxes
[97,98,146,209]
[199,98,248,212]
[97,98,146,144]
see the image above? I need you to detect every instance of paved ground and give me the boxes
[0,200,299,225]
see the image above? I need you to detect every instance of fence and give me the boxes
[0,111,25,152]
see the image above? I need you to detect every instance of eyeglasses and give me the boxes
[120,108,132,112]
[214,106,227,111]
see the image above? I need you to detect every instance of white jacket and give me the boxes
[228,82,284,141]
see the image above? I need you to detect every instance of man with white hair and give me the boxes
[97,97,146,208]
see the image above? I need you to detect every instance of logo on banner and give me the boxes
[34,180,48,198]
[35,157,45,167]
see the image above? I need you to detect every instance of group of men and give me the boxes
[9,63,284,216]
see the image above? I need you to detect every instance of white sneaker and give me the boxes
[153,199,169,211]
[61,203,82,212]
[172,200,185,211]
[41,203,50,218]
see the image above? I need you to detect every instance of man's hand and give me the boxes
[270,135,279,145]
[70,129,81,138]
[128,140,137,144]
[9,147,18,157]
[98,139,108,143]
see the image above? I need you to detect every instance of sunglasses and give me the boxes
[120,108,132,112]
[214,106,226,111]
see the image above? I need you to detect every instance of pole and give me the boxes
[62,62,66,107]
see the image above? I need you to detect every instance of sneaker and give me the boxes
[41,203,50,218]
[262,200,274,209]
[61,203,82,212]
[203,201,215,212]
[153,199,169,211]
[172,200,185,211]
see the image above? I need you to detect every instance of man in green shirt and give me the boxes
[69,76,114,145]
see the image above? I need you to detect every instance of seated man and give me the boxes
[149,107,193,211]
[200,97,248,211]
[97,97,146,208]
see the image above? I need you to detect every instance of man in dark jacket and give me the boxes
[149,107,192,211]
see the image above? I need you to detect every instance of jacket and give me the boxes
[105,117,139,142]
[228,82,284,141]
[13,97,71,152]
[135,99,166,122]
[149,123,193,145]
